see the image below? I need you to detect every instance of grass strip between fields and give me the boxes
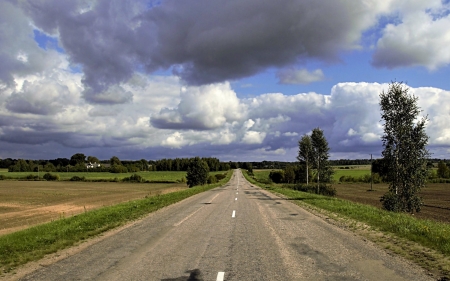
[243,172,450,260]
[0,170,232,273]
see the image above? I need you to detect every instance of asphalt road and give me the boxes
[18,170,433,281]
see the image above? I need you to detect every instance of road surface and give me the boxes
[18,170,432,280]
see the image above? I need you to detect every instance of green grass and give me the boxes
[0,170,232,273]
[0,171,227,182]
[243,171,450,257]
[332,169,371,181]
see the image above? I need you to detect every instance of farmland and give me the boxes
[253,168,450,224]
[0,170,229,236]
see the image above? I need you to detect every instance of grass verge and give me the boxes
[0,170,232,274]
[243,171,450,278]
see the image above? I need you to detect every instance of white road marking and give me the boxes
[232,210,236,218]
[236,192,238,194]
[235,198,237,200]
[216,272,225,281]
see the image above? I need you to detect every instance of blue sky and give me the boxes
[1,0,450,161]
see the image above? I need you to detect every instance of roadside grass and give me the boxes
[0,171,227,182]
[0,170,232,274]
[243,171,450,276]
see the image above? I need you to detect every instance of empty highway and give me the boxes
[17,170,432,281]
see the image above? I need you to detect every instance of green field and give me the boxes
[253,167,372,183]
[0,171,227,182]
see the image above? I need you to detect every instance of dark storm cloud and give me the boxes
[19,0,373,101]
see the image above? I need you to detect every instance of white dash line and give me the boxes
[232,210,236,218]
[235,198,237,200]
[217,271,225,281]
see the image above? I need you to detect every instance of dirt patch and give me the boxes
[334,183,450,223]
[0,181,187,236]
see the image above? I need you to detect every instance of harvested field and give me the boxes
[0,181,187,236]
[335,183,450,223]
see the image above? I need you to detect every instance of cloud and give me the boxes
[16,0,391,101]
[151,82,246,130]
[372,1,450,69]
[277,68,325,84]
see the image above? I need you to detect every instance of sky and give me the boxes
[1,0,450,162]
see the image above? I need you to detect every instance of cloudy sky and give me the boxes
[1,0,450,162]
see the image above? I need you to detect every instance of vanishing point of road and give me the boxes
[17,170,432,281]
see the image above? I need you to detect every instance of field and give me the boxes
[0,171,194,182]
[0,180,188,236]
[253,169,450,223]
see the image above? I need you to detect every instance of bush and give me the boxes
[269,170,284,183]
[24,174,39,180]
[122,174,143,183]
[0,175,6,180]
[110,165,128,173]
[69,176,86,181]
[214,173,227,181]
[207,175,217,184]
[380,192,401,212]
[186,157,209,188]
[43,173,59,181]
[288,183,336,196]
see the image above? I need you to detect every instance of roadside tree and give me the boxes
[186,157,209,188]
[379,82,429,213]
[297,134,313,184]
[310,128,333,193]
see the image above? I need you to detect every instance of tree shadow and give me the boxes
[161,269,203,281]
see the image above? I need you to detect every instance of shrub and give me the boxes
[207,175,217,184]
[43,173,59,181]
[122,174,142,183]
[24,174,39,180]
[110,165,128,173]
[269,170,284,183]
[380,192,401,212]
[0,175,5,180]
[69,176,85,181]
[288,183,336,196]
[214,173,227,181]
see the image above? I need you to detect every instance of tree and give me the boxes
[186,157,209,188]
[310,128,333,193]
[437,161,449,178]
[70,153,86,166]
[297,134,313,184]
[87,156,100,164]
[379,82,429,213]
[110,156,122,166]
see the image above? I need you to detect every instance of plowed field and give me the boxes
[335,183,450,223]
[0,181,187,236]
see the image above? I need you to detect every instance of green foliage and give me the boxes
[110,165,128,173]
[379,82,430,213]
[69,176,86,181]
[269,170,284,183]
[43,173,59,181]
[70,153,86,166]
[122,174,143,183]
[339,173,382,184]
[110,156,122,166]
[186,157,210,187]
[288,183,336,196]
[437,161,449,178]
[214,173,227,181]
[207,175,217,184]
[311,128,334,184]
[298,134,313,184]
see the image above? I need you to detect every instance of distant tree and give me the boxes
[70,153,86,166]
[110,156,122,166]
[87,156,100,164]
[297,134,313,184]
[9,159,30,172]
[140,159,148,171]
[437,161,449,178]
[186,157,209,188]
[379,82,430,213]
[43,162,56,172]
[310,128,333,193]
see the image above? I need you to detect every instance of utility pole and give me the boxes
[370,154,373,191]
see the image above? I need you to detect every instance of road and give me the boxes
[17,170,432,281]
